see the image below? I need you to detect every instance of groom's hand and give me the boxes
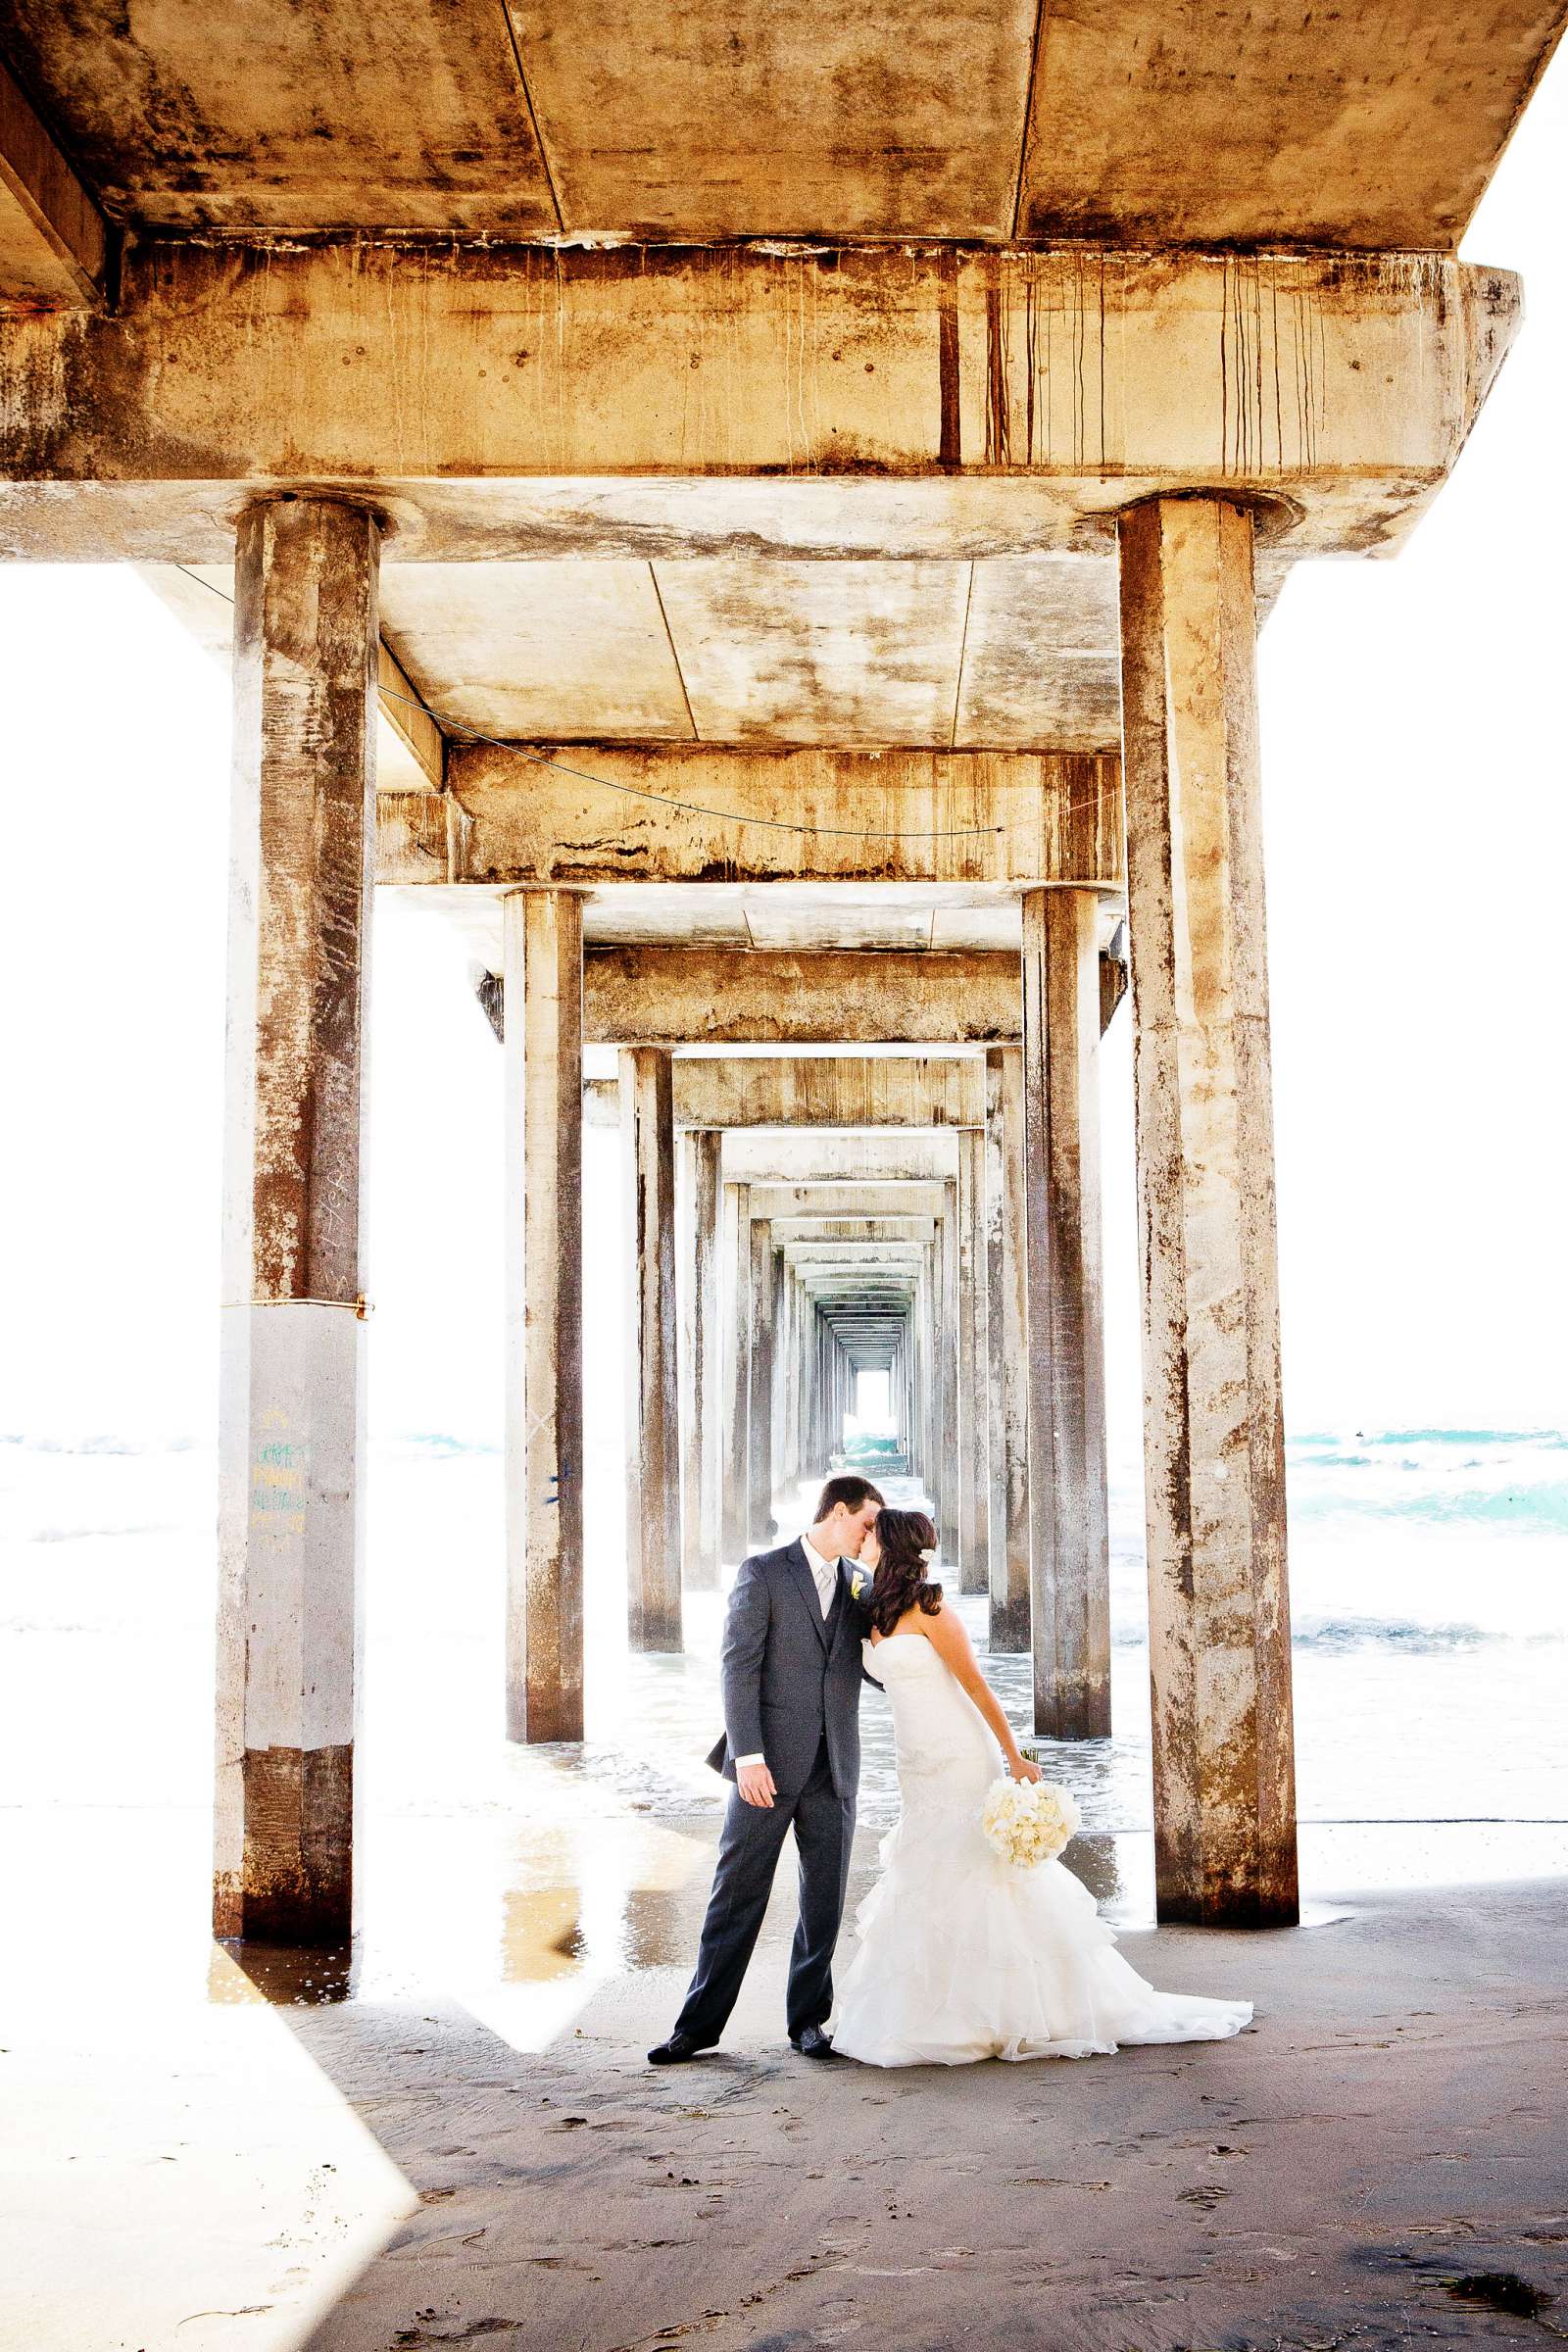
[737,1761,777,1809]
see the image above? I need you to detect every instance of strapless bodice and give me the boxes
[862,1633,997,1794]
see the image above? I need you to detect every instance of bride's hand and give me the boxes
[1008,1754,1044,1785]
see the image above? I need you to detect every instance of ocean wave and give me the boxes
[1290,1478,1568,1534]
[1292,1615,1495,1653]
[1292,1429,1568,1450]
[1113,1615,1552,1655]
[21,1522,182,1544]
[0,1432,202,1455]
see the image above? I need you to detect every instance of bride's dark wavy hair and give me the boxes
[865,1508,943,1637]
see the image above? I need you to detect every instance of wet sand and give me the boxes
[4,1468,1566,2347]
[3,1802,1566,2352]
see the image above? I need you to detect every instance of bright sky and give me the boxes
[2,57,1565,1450]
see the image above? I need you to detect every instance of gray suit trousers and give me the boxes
[673,1735,855,2045]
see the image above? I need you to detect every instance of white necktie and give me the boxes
[815,1561,835,1617]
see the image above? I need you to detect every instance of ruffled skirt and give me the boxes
[829,1795,1254,2068]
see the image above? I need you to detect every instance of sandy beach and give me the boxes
[2,1444,1565,2349]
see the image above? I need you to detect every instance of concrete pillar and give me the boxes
[894,1326,908,1465]
[503,889,585,1742]
[621,1049,682,1651]
[908,1267,925,1486]
[215,495,379,1945]
[781,1269,802,1490]
[747,1216,776,1545]
[1021,887,1110,1738]
[1118,493,1298,1928]
[938,1184,961,1558]
[680,1129,722,1591]
[721,1181,751,1561]
[927,1250,942,1512]
[956,1127,990,1594]
[771,1248,789,1498]
[983,1048,1032,1651]
[808,1305,827,1473]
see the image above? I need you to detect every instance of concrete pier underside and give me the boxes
[6,15,1567,2335]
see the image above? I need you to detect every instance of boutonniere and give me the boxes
[850,1568,869,1603]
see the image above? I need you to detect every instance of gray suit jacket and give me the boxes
[705,1540,875,1801]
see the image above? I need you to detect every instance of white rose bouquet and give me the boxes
[981,1775,1081,1869]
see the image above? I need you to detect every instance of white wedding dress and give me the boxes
[829,1634,1254,2067]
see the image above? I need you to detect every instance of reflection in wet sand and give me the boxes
[502,1886,585,1984]
[497,1817,711,1984]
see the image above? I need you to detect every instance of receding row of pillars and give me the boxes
[214,487,1298,1946]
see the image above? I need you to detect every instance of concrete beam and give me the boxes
[580,944,1130,1045]
[375,639,445,793]
[771,1217,937,1244]
[785,1246,927,1273]
[385,748,1123,894]
[137,563,445,794]
[0,243,1518,561]
[584,948,1017,1046]
[0,55,108,308]
[584,1055,983,1132]
[724,1132,958,1183]
[747,1183,947,1221]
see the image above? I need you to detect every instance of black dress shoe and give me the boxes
[647,2032,708,2066]
[792,2024,839,2060]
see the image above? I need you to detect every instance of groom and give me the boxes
[648,1474,884,2065]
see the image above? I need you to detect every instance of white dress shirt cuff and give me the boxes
[734,1753,764,1768]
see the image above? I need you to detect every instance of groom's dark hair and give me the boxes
[811,1473,885,1523]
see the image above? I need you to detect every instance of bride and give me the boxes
[829,1507,1254,2067]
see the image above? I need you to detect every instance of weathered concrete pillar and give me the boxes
[721,1181,751,1561]
[894,1326,909,1465]
[956,1126,990,1594]
[1118,493,1298,1927]
[215,495,379,1945]
[621,1048,682,1651]
[503,889,585,1742]
[781,1269,802,1490]
[984,1048,1032,1651]
[927,1250,942,1515]
[1021,888,1111,1738]
[907,1266,925,1486]
[747,1215,776,1545]
[771,1248,789,1499]
[938,1183,961,1558]
[680,1129,722,1591]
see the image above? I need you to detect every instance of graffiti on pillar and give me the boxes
[251,1406,308,1541]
